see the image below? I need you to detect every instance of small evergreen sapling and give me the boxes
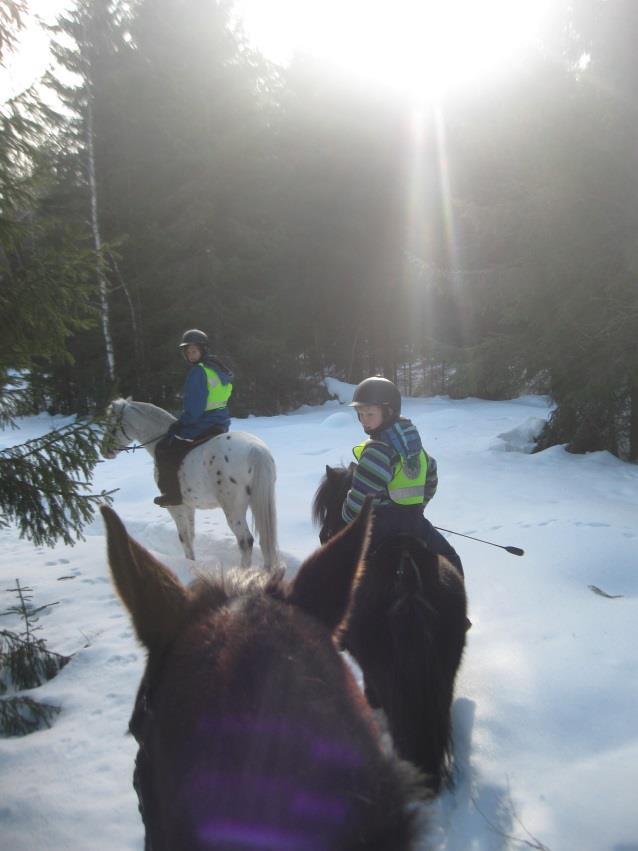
[0,579,70,736]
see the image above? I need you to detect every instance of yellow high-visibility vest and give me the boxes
[353,440,428,505]
[199,364,232,410]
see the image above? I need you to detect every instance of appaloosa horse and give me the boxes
[102,501,426,850]
[101,398,278,570]
[313,464,468,792]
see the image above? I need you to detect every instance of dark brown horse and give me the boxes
[101,502,426,851]
[313,465,468,793]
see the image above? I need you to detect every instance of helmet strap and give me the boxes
[382,406,398,428]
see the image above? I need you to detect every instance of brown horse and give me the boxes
[313,465,468,793]
[102,502,426,850]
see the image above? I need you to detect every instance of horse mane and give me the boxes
[312,464,353,527]
[344,535,467,794]
[109,397,176,423]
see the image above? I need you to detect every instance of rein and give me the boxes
[119,433,166,453]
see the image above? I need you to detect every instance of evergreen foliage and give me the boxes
[0,580,69,737]
[0,420,114,546]
[1,2,113,547]
[0,0,25,63]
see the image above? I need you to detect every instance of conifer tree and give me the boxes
[1,2,112,546]
[0,579,69,736]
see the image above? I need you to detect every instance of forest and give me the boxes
[2,0,637,461]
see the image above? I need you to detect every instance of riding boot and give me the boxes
[154,436,184,507]
[154,494,182,508]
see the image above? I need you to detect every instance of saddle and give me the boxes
[177,426,225,454]
[154,427,226,507]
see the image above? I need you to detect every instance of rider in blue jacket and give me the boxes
[154,329,233,507]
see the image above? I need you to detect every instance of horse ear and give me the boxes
[101,506,189,651]
[288,497,373,632]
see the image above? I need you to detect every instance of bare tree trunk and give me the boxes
[630,379,638,461]
[86,90,115,382]
[347,328,360,382]
[107,252,143,386]
[407,351,413,396]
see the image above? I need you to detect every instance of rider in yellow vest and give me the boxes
[343,377,463,575]
[154,329,233,507]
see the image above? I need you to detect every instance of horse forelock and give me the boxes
[190,566,286,608]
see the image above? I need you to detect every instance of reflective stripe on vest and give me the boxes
[352,440,428,506]
[199,364,233,410]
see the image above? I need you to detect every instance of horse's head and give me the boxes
[100,398,132,459]
[101,501,420,849]
[312,463,356,544]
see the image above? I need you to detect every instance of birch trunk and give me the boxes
[630,378,638,461]
[86,88,115,382]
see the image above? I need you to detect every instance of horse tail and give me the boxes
[248,443,279,571]
[347,535,467,792]
[388,537,467,791]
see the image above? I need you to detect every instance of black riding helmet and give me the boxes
[179,329,208,358]
[349,377,401,416]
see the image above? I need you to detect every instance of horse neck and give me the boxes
[125,402,174,455]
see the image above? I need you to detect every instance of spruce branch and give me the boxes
[0,418,115,546]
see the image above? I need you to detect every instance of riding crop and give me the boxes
[434,527,524,557]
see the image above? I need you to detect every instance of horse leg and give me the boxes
[221,498,253,569]
[167,505,196,560]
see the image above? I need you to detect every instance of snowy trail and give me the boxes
[1,390,637,850]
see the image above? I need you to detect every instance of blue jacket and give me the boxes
[342,417,438,523]
[172,356,233,439]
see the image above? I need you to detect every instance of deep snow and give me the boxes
[1,383,637,850]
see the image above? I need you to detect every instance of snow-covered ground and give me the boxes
[1,383,637,850]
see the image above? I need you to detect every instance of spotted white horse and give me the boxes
[102,398,279,570]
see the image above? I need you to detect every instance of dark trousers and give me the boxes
[369,504,464,577]
[155,426,225,501]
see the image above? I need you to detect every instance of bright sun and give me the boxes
[235,0,553,100]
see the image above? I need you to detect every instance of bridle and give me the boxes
[104,401,164,455]
[103,403,136,454]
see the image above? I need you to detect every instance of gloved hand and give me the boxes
[166,421,180,437]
